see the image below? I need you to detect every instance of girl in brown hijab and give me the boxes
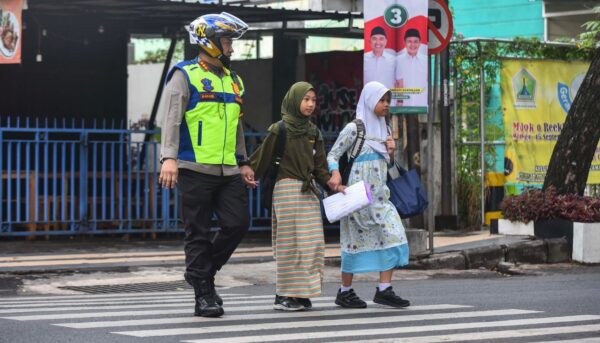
[250,81,330,311]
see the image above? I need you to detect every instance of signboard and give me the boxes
[428,0,453,55]
[500,59,600,184]
[364,0,429,114]
[0,0,23,64]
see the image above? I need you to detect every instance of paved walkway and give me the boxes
[0,230,506,273]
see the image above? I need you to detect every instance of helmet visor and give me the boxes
[219,12,248,39]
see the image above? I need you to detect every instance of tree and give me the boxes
[543,8,600,195]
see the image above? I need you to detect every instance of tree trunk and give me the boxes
[543,48,600,195]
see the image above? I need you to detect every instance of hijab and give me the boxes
[356,81,390,161]
[279,81,315,138]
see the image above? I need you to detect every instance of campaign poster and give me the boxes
[501,59,599,185]
[0,0,23,64]
[364,0,428,113]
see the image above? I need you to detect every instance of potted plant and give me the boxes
[499,187,600,263]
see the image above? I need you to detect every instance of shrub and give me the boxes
[500,187,600,223]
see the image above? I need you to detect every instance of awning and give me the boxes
[28,0,363,35]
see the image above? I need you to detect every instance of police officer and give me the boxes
[159,12,256,318]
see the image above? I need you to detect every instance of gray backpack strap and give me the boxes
[341,119,366,184]
[349,119,365,159]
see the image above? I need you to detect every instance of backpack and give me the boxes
[340,119,366,184]
[260,121,286,211]
[259,121,321,211]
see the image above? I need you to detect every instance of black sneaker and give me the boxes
[295,298,312,309]
[373,286,410,308]
[335,288,367,308]
[273,295,305,311]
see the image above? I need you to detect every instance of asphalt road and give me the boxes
[1,266,599,343]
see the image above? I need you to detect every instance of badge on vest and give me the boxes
[201,78,214,92]
[232,82,241,96]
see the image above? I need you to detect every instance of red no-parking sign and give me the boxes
[428,0,453,55]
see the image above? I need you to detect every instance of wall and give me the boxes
[452,0,544,39]
[0,13,128,122]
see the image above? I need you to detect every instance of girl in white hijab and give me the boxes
[327,81,410,309]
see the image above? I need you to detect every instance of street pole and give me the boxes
[478,43,486,228]
[427,54,437,253]
[440,37,452,214]
[140,36,177,169]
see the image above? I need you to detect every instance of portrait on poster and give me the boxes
[0,0,23,64]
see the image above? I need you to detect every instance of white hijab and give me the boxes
[356,81,390,162]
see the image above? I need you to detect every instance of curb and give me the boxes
[413,237,571,270]
[325,237,572,271]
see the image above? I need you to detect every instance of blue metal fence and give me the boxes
[0,117,279,237]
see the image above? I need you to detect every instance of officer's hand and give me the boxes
[240,165,257,188]
[159,159,178,189]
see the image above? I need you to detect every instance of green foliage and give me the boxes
[136,41,184,64]
[578,6,600,49]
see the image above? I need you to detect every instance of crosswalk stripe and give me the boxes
[2,308,194,321]
[0,291,199,302]
[55,304,472,329]
[181,315,600,343]
[0,294,278,308]
[534,337,600,343]
[0,297,195,308]
[332,324,600,343]
[1,302,465,322]
[114,309,538,337]
[0,296,331,314]
[1,301,345,320]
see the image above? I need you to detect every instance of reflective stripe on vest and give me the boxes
[172,59,244,166]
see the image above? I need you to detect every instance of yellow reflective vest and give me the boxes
[167,58,244,166]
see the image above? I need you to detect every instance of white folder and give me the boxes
[323,180,373,223]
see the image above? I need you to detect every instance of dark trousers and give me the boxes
[178,169,250,282]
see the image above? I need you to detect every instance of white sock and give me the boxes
[340,285,352,292]
[378,283,391,291]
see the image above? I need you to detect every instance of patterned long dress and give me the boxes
[327,122,409,273]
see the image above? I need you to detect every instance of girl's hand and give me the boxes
[327,170,342,192]
[386,135,396,156]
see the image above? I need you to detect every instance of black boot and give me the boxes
[186,275,224,317]
[209,274,223,306]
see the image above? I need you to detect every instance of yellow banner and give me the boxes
[501,59,600,184]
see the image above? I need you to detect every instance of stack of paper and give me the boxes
[323,181,373,223]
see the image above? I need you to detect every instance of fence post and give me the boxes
[0,130,3,233]
[79,130,89,232]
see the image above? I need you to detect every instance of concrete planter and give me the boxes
[534,219,573,245]
[497,219,534,236]
[572,222,600,263]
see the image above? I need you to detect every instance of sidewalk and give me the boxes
[0,230,569,273]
